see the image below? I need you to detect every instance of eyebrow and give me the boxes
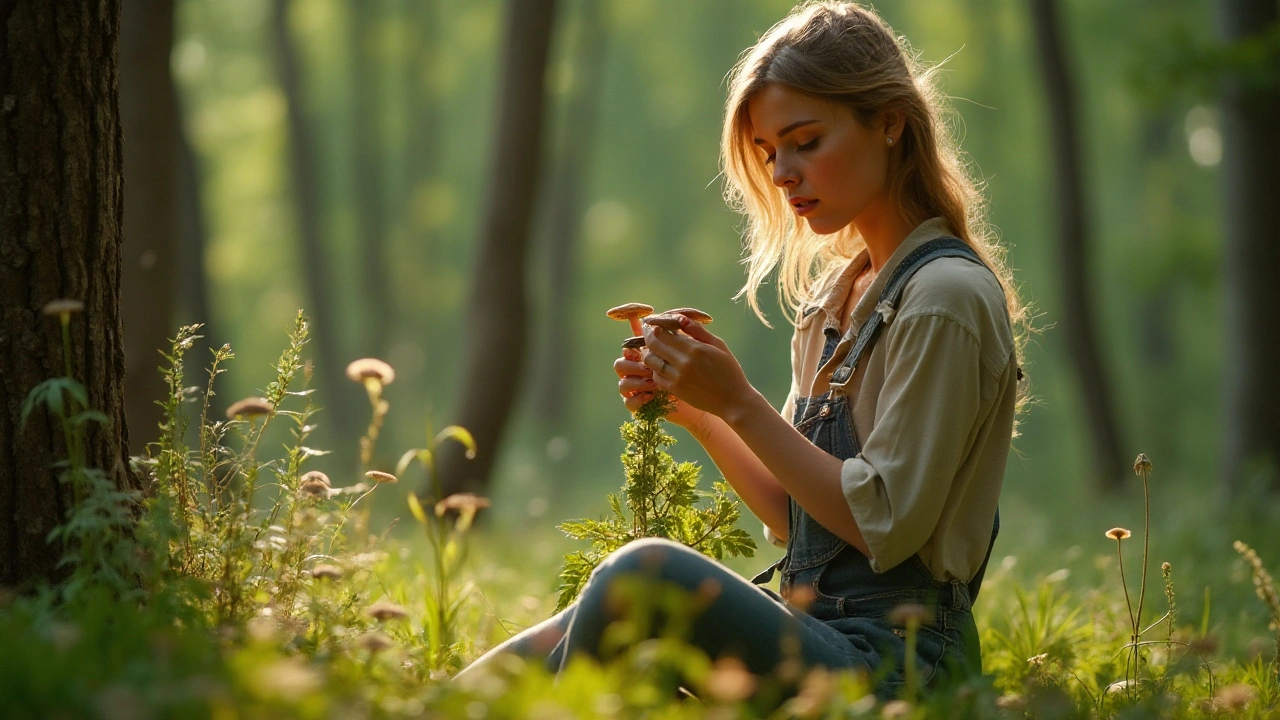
[753,119,819,145]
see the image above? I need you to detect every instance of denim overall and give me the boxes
[753,237,1001,692]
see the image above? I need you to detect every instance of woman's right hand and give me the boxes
[615,347,708,432]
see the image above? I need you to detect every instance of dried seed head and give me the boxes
[1106,527,1132,541]
[41,299,84,317]
[366,600,408,622]
[345,357,396,385]
[358,630,394,653]
[1133,453,1152,476]
[298,471,332,499]
[310,564,343,580]
[365,470,398,484]
[881,699,914,719]
[1162,561,1172,572]
[705,657,756,703]
[1217,683,1255,711]
[434,492,491,515]
[887,602,933,628]
[225,397,274,419]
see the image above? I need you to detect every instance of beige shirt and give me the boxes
[780,218,1017,582]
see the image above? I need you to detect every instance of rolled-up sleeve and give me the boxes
[840,312,984,573]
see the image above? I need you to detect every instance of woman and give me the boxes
[459,1,1026,696]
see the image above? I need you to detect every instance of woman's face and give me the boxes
[746,83,896,235]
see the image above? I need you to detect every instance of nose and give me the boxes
[771,156,799,188]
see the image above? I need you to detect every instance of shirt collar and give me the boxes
[799,217,953,335]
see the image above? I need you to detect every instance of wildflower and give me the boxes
[41,298,84,317]
[298,471,331,499]
[887,602,933,628]
[225,397,273,420]
[1133,453,1152,476]
[1162,561,1171,572]
[1027,653,1048,667]
[705,657,756,703]
[365,470,398,484]
[1217,683,1255,711]
[435,492,491,531]
[358,631,394,653]
[995,694,1026,711]
[1188,635,1219,656]
[881,699,914,718]
[1106,527,1132,541]
[345,357,396,385]
[310,564,342,580]
[366,600,408,622]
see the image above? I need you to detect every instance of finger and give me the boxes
[677,315,729,351]
[619,376,659,395]
[614,357,653,379]
[624,391,655,412]
[641,326,688,370]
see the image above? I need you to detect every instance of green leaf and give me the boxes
[70,410,111,427]
[434,425,476,459]
[407,493,427,524]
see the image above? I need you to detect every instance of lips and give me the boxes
[790,196,818,216]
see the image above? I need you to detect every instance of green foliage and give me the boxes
[555,391,755,612]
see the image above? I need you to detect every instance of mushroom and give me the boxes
[641,307,713,334]
[606,302,654,336]
[621,336,647,350]
[665,307,713,324]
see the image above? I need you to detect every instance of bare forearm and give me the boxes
[722,389,870,556]
[687,412,790,540]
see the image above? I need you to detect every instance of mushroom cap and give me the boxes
[365,470,398,484]
[621,336,647,350]
[641,314,684,332]
[226,397,274,419]
[606,303,654,321]
[41,299,85,316]
[346,357,396,385]
[664,307,713,323]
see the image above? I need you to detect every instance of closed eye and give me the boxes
[797,138,819,152]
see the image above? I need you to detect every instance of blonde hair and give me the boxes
[722,1,1028,366]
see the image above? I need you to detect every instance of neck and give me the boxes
[853,200,914,272]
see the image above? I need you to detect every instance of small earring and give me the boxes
[886,136,894,146]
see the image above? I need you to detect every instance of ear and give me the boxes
[881,109,906,144]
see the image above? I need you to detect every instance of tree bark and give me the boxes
[537,0,608,433]
[0,0,140,587]
[436,0,557,497]
[1217,0,1280,491]
[120,0,179,452]
[270,0,356,443]
[348,0,393,357]
[1028,0,1127,489]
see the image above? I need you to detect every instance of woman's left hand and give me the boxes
[641,315,753,421]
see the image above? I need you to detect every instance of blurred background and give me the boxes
[119,0,1279,612]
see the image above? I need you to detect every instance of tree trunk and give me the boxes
[537,0,608,433]
[436,0,557,497]
[348,0,393,357]
[1028,0,1127,489]
[0,0,140,587]
[1217,0,1280,491]
[270,0,356,444]
[120,0,180,452]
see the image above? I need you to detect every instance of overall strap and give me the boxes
[828,237,983,391]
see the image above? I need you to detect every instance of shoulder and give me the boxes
[894,257,1014,372]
